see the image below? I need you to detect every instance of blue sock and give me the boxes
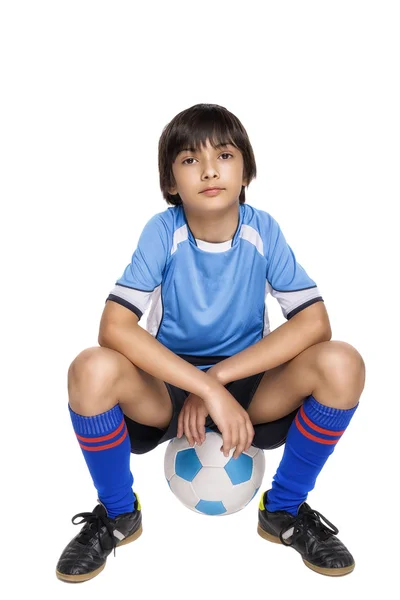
[266,394,359,515]
[69,404,135,519]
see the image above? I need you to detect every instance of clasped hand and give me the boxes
[177,368,255,460]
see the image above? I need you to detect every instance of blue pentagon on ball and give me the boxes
[175,448,202,481]
[195,500,227,515]
[224,452,253,484]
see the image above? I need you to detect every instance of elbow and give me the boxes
[98,322,139,349]
[98,327,112,348]
[318,321,332,342]
[98,335,107,348]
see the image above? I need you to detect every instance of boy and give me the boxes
[56,103,365,582]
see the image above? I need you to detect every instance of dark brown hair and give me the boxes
[158,103,257,206]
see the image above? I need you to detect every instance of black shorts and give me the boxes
[124,369,298,455]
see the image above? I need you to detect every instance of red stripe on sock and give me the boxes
[300,406,345,436]
[76,418,125,443]
[78,425,128,451]
[295,414,340,445]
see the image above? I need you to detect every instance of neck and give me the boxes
[183,203,240,243]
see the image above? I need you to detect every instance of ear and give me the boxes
[168,185,178,195]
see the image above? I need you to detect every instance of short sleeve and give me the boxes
[265,215,323,320]
[106,213,169,320]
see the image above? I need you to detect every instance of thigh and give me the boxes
[71,346,173,429]
[246,344,323,425]
[126,379,189,454]
[111,350,174,429]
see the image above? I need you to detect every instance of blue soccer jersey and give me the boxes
[106,203,323,371]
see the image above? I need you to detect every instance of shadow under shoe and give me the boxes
[56,493,142,583]
[257,490,355,577]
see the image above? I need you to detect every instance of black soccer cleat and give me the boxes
[257,490,355,576]
[56,493,143,583]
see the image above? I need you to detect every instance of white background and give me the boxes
[1,1,399,597]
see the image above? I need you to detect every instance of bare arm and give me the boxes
[98,300,222,399]
[99,301,256,456]
[214,301,332,384]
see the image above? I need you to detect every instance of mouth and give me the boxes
[200,187,224,196]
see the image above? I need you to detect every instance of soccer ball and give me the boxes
[164,428,265,516]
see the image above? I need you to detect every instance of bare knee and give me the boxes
[68,347,121,415]
[316,340,366,400]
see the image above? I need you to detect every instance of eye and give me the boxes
[182,153,233,165]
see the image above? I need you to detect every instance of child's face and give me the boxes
[168,138,248,212]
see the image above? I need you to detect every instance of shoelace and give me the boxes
[72,510,118,557]
[279,507,339,547]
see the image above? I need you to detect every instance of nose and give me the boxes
[201,159,219,180]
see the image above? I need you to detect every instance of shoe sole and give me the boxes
[56,523,143,583]
[257,523,355,577]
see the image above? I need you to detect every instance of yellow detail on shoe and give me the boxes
[135,493,142,511]
[259,491,265,511]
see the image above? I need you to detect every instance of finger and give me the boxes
[189,409,200,445]
[220,429,232,457]
[245,419,255,451]
[178,399,189,439]
[233,422,247,460]
[197,415,206,443]
[184,407,194,446]
[230,426,239,458]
